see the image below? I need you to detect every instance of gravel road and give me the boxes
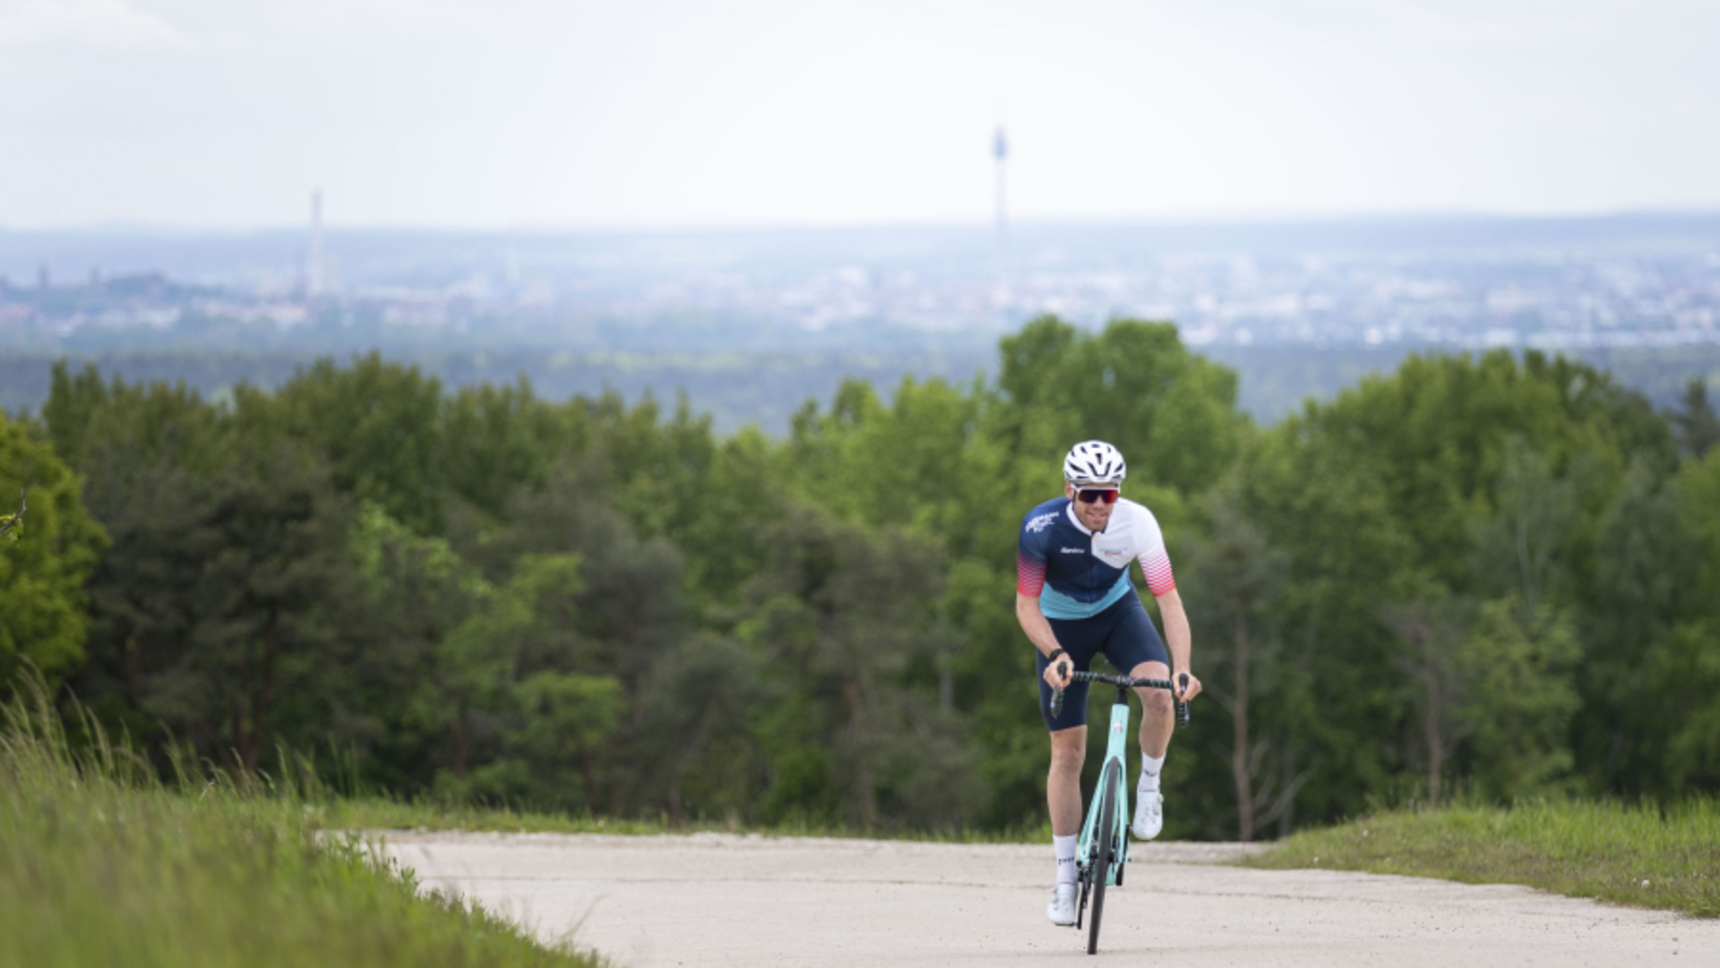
[381,832,1713,967]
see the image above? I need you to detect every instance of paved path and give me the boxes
[381,832,1714,967]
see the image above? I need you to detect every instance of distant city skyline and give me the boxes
[1,0,1717,229]
[4,215,1716,353]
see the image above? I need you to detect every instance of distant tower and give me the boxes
[307,189,325,298]
[993,126,1009,283]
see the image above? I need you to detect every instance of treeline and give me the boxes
[9,343,1719,435]
[2,316,1719,840]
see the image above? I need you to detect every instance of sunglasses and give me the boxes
[1075,487,1119,505]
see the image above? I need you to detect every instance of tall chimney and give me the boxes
[307,189,324,298]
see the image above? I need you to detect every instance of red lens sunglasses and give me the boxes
[1076,487,1119,505]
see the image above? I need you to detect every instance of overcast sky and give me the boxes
[1,0,1716,229]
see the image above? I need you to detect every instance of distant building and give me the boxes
[993,126,1009,282]
[307,190,325,299]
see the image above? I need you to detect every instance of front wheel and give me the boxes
[1087,760,1119,955]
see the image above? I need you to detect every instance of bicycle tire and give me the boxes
[1087,760,1119,955]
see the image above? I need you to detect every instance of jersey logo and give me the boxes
[1060,547,1085,554]
[1025,513,1057,534]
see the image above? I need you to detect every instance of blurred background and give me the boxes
[3,1,1718,839]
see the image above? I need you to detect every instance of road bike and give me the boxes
[1051,670,1190,954]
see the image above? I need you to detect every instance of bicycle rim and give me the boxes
[1087,760,1119,955]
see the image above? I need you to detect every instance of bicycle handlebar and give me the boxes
[1049,670,1192,728]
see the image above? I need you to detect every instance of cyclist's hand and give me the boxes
[1043,655,1073,689]
[1174,671,1203,701]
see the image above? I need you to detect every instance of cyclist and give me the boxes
[1017,440,1201,926]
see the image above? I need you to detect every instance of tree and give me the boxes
[350,500,501,781]
[78,438,355,778]
[1458,598,1581,800]
[1650,449,1720,791]
[0,412,107,687]
[1651,619,1720,791]
[1228,418,1414,831]
[1578,459,1707,795]
[251,353,448,534]
[742,506,973,828]
[1469,437,1596,620]
[995,316,1244,496]
[635,633,764,822]
[507,670,623,805]
[1182,481,1298,841]
[1381,591,1475,804]
[1670,378,1720,458]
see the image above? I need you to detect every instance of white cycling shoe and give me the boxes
[1046,883,1078,925]
[1132,790,1164,840]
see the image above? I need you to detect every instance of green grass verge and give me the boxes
[1244,799,1720,918]
[0,682,605,968]
[319,796,1048,844]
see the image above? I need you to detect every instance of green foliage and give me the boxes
[1671,377,1720,458]
[251,354,448,532]
[997,316,1244,494]
[0,411,106,685]
[1179,479,1298,841]
[741,505,976,829]
[1457,599,1582,800]
[76,436,356,777]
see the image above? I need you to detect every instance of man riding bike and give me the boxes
[1016,440,1202,926]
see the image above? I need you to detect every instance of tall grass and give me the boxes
[0,674,604,967]
[1246,798,1720,917]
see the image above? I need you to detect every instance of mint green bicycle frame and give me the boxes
[1077,695,1134,886]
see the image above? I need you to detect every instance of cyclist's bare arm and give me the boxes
[1151,588,1201,700]
[1016,593,1072,687]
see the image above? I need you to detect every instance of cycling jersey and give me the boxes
[1016,497,1176,619]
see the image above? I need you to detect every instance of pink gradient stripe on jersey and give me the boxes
[1016,554,1047,597]
[1140,550,1176,597]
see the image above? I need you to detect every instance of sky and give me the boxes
[0,0,1716,229]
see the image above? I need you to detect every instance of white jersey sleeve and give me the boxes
[1137,525,1176,596]
[1123,500,1177,597]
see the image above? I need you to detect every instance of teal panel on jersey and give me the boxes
[1038,570,1131,619]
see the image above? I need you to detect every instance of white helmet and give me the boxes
[1063,440,1126,485]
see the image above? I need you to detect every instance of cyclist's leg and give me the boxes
[1099,596,1173,758]
[1036,644,1093,837]
[1038,637,1094,916]
[1048,725,1086,836]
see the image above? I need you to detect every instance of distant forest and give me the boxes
[4,316,1720,840]
[4,340,1718,434]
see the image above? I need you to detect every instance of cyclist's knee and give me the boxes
[1048,729,1085,774]
[1141,688,1173,720]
